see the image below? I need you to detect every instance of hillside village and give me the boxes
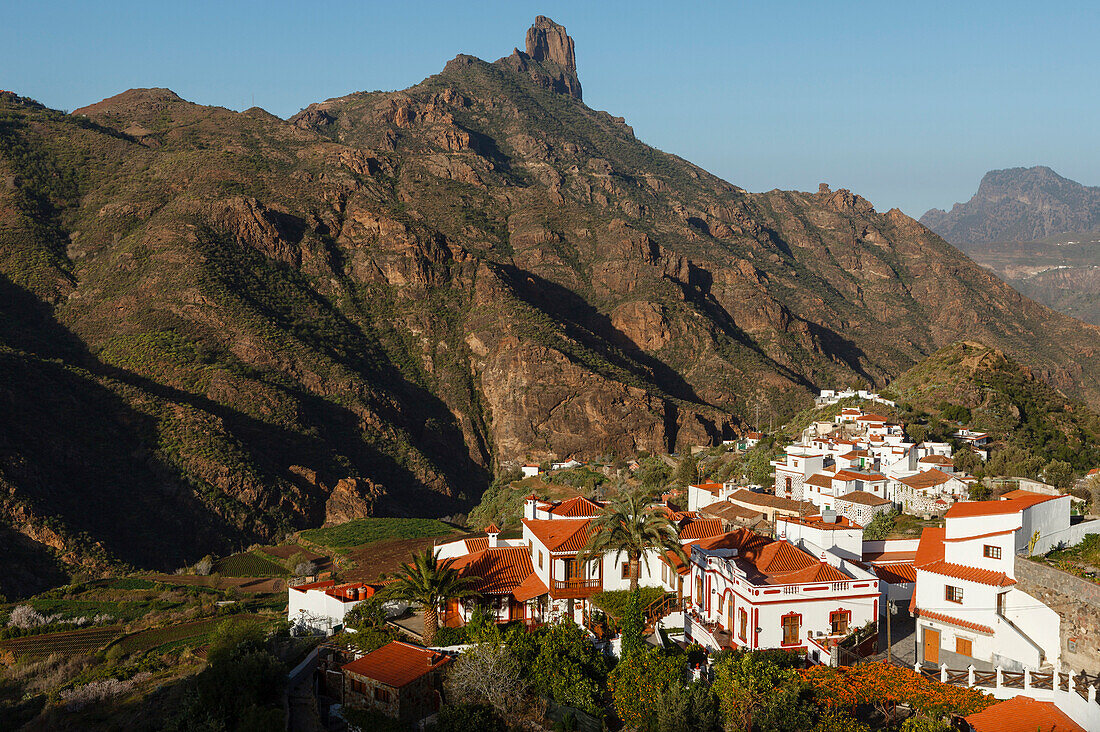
[4,393,1100,730]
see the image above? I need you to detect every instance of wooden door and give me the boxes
[923,628,940,664]
[956,637,972,657]
[563,558,578,581]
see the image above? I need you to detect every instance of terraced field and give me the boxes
[213,551,288,577]
[111,616,231,654]
[0,625,123,659]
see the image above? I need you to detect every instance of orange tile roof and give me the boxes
[698,501,767,524]
[548,496,605,517]
[964,695,1084,732]
[512,572,549,602]
[485,523,500,533]
[899,469,955,491]
[463,537,489,553]
[873,563,916,584]
[450,545,536,595]
[914,527,946,568]
[917,609,993,635]
[834,469,887,482]
[919,559,1016,587]
[522,518,592,552]
[695,530,852,585]
[919,454,953,464]
[837,490,891,506]
[342,641,450,688]
[780,514,864,531]
[664,548,689,575]
[678,518,724,541]
[728,489,816,513]
[863,550,917,563]
[805,473,834,489]
[690,482,725,496]
[999,489,1060,503]
[945,491,1057,518]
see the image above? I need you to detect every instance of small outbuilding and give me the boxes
[341,641,450,723]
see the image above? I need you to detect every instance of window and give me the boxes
[538,550,543,569]
[374,687,391,703]
[350,679,366,694]
[983,545,1001,560]
[621,562,631,580]
[781,613,801,646]
[717,593,725,617]
[739,609,748,641]
[830,610,850,636]
[695,576,704,606]
[945,585,964,604]
[956,637,972,657]
[785,477,792,492]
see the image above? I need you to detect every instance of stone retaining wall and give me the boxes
[1015,556,1100,673]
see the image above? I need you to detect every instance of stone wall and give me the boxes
[1014,556,1100,673]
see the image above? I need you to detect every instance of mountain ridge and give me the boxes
[921,165,1100,244]
[4,19,1100,596]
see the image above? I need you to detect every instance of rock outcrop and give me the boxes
[519,15,582,100]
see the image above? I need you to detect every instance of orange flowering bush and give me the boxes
[802,662,995,719]
[608,649,685,728]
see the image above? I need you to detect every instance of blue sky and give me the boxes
[4,1,1098,216]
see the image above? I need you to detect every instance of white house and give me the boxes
[771,446,829,501]
[684,529,880,661]
[833,490,893,526]
[891,469,971,513]
[288,580,375,635]
[912,491,1070,671]
[521,464,541,478]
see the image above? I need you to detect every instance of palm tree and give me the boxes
[579,492,687,591]
[382,549,480,646]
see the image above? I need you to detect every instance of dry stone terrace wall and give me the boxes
[1015,556,1100,673]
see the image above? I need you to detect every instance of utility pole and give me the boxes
[886,599,892,665]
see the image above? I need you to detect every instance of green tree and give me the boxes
[655,680,722,732]
[862,508,898,541]
[711,651,799,732]
[608,648,686,729]
[1044,460,1074,491]
[579,492,687,591]
[381,549,479,646]
[504,620,609,714]
[673,454,699,487]
[620,589,646,658]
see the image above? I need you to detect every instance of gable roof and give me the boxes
[727,489,815,514]
[678,518,724,541]
[699,500,766,524]
[964,695,1084,732]
[342,641,450,688]
[548,496,605,517]
[522,518,592,552]
[899,469,955,491]
[833,469,887,482]
[919,454,953,465]
[919,559,1016,587]
[836,490,891,507]
[449,545,536,595]
[695,530,852,585]
[804,473,834,489]
[914,527,946,568]
[690,482,725,496]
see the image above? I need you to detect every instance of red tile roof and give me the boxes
[804,473,834,489]
[690,482,725,496]
[698,501,767,525]
[863,550,917,564]
[512,572,549,602]
[837,490,891,506]
[485,523,500,533]
[919,454,953,465]
[917,609,993,635]
[728,489,816,513]
[964,695,1084,732]
[834,469,887,482]
[999,489,1060,503]
[945,491,1057,518]
[522,518,592,553]
[342,641,450,688]
[899,469,955,491]
[450,546,536,595]
[873,563,917,584]
[548,496,605,517]
[678,518,724,541]
[919,559,1016,587]
[780,514,863,531]
[914,527,946,568]
[695,530,853,585]
[463,537,489,553]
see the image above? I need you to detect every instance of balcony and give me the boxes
[550,578,602,599]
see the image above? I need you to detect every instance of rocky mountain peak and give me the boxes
[518,16,582,100]
[526,16,577,72]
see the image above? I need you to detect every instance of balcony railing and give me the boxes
[550,578,602,598]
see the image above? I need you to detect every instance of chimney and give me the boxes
[820,552,827,564]
[486,523,501,548]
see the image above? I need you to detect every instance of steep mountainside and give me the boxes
[885,342,1100,471]
[921,166,1100,244]
[4,18,1100,595]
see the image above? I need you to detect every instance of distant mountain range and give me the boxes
[921,167,1100,325]
[921,166,1100,244]
[5,18,1100,596]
